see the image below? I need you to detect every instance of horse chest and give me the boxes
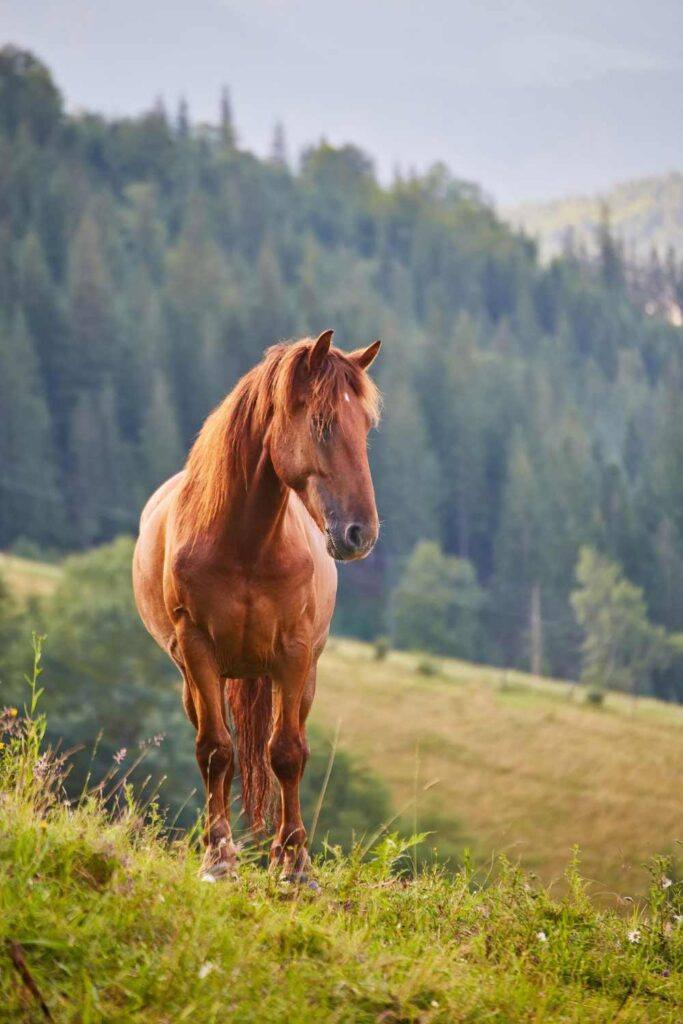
[204,568,313,675]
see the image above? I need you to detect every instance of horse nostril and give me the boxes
[345,523,364,551]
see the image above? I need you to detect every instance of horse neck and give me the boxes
[219,423,289,557]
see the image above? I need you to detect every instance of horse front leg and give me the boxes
[268,661,314,883]
[176,614,238,880]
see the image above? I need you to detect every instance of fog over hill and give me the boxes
[506,171,683,261]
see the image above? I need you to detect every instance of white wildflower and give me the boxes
[430,1000,439,1008]
[537,930,547,942]
[200,872,217,884]
[198,961,216,979]
[661,876,672,890]
[627,929,640,944]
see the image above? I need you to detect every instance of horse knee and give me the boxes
[269,730,306,782]
[196,735,234,777]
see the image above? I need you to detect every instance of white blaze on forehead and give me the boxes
[344,392,350,402]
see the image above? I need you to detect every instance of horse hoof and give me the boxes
[199,860,237,883]
[279,872,320,894]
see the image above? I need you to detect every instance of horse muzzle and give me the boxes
[325,521,377,561]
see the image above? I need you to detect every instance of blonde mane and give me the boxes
[176,337,381,538]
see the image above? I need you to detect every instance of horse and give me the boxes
[132,330,382,882]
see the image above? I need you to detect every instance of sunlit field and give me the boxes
[313,642,683,894]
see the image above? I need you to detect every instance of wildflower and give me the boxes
[430,1000,439,1008]
[1,707,21,737]
[198,961,216,979]
[537,931,548,942]
[113,748,127,765]
[33,754,51,780]
[200,872,217,884]
[138,733,165,751]
[627,929,640,944]
[661,876,672,890]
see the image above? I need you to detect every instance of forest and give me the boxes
[2,45,683,697]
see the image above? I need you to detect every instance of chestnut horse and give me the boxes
[133,331,381,881]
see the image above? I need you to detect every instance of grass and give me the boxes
[311,641,683,894]
[0,648,681,1023]
[3,552,682,897]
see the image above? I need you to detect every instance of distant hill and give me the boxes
[506,171,683,260]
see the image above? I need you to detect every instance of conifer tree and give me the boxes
[270,121,288,168]
[219,85,235,147]
[0,315,62,545]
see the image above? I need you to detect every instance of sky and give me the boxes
[3,0,683,205]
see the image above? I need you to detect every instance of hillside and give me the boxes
[312,641,683,893]
[506,171,683,263]
[2,553,682,894]
[0,721,681,1023]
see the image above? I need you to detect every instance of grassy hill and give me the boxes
[0,711,681,1023]
[312,641,683,895]
[505,171,683,260]
[2,553,682,896]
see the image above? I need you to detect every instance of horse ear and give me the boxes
[308,329,334,372]
[351,339,382,370]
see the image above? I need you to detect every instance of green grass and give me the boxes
[1,645,682,1022]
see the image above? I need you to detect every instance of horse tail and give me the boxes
[226,676,275,832]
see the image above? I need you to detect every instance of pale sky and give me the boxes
[3,0,682,204]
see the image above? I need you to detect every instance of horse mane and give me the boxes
[176,337,381,538]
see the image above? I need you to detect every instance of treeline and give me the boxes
[2,47,683,696]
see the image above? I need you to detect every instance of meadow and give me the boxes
[0,645,681,1024]
[313,641,683,896]
[4,554,682,897]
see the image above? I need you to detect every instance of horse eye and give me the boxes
[312,417,334,443]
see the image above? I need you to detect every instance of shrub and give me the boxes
[585,685,606,707]
[373,635,390,660]
[390,541,484,659]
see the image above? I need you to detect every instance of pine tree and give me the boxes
[17,230,67,419]
[219,86,235,147]
[0,315,62,545]
[68,207,118,393]
[140,372,184,489]
[270,121,288,168]
[176,96,189,139]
